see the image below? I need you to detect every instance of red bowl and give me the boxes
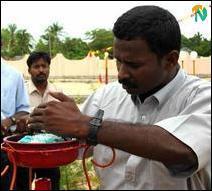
[2,134,81,168]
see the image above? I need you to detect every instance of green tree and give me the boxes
[189,33,211,57]
[39,22,64,58]
[181,32,211,57]
[198,39,211,57]
[15,29,33,55]
[8,24,17,55]
[1,28,11,58]
[34,39,49,53]
[181,35,191,49]
[61,37,89,59]
[2,24,18,58]
[1,24,33,59]
[85,29,114,58]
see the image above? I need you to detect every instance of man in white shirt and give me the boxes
[17,52,61,190]
[25,52,62,112]
[28,6,211,190]
[1,58,30,191]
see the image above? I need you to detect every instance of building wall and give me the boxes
[3,53,211,79]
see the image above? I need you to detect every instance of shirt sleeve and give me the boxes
[80,85,105,116]
[155,83,211,177]
[15,73,30,113]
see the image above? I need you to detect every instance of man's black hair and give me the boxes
[113,6,181,58]
[27,51,51,68]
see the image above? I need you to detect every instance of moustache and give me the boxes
[36,73,46,78]
[118,79,137,88]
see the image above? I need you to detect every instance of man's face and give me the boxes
[114,38,170,95]
[28,58,50,85]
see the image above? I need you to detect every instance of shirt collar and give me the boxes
[153,68,186,106]
[131,69,186,106]
[28,79,50,95]
[28,79,38,94]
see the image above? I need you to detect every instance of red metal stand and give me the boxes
[1,134,81,190]
[34,178,52,190]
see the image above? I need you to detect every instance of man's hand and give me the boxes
[1,118,14,136]
[28,92,91,139]
[1,123,9,136]
[1,112,30,135]
[1,118,12,130]
[16,115,30,133]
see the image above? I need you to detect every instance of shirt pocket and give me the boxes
[100,145,115,164]
[125,155,151,186]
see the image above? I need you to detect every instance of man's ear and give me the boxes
[164,50,179,69]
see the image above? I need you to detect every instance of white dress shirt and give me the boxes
[25,79,63,112]
[81,68,211,190]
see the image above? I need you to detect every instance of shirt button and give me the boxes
[140,115,146,120]
[126,174,133,181]
[105,147,111,153]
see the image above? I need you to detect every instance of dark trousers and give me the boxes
[1,151,12,191]
[16,167,61,190]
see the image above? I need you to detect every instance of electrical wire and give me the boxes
[82,144,116,190]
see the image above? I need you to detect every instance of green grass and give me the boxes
[60,158,100,190]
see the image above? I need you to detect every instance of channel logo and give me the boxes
[192,5,207,22]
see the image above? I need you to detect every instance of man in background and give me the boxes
[26,51,63,112]
[1,55,30,190]
[17,51,62,190]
